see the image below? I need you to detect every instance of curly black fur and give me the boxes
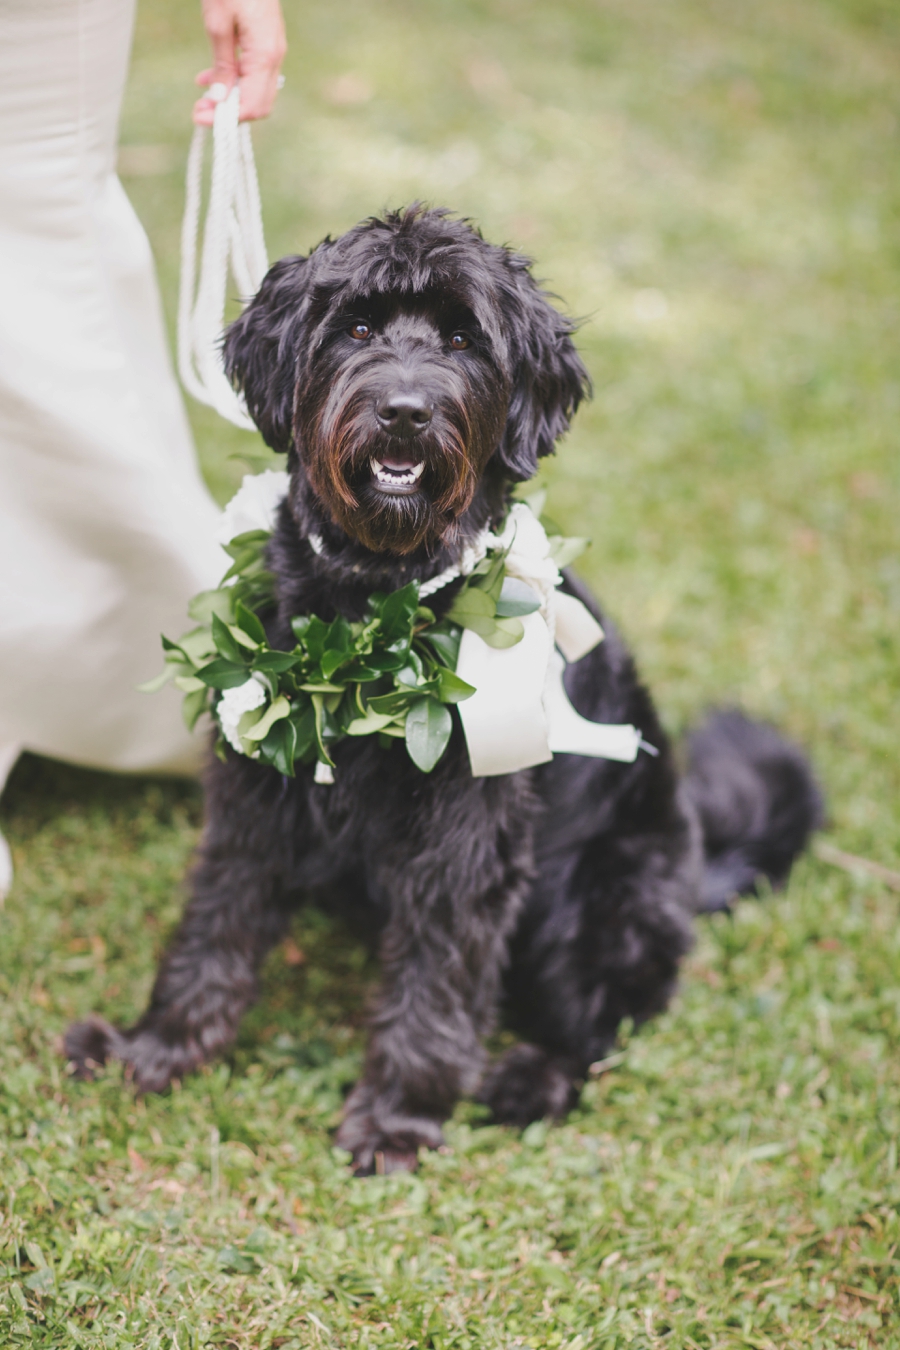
[65,207,823,1173]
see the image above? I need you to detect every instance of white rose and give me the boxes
[217,470,291,545]
[217,675,268,754]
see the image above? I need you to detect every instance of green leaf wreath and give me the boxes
[142,493,586,777]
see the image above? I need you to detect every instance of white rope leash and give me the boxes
[178,84,268,430]
[307,528,495,599]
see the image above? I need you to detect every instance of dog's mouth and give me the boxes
[370,452,425,495]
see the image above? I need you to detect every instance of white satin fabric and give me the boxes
[0,0,225,789]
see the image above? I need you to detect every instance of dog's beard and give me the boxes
[300,389,485,555]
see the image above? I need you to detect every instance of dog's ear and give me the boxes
[224,255,313,453]
[495,262,591,481]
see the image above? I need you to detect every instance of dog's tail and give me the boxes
[683,709,824,912]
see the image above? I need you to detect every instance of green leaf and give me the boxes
[475,549,508,604]
[178,627,218,663]
[302,615,330,663]
[341,661,386,683]
[345,709,397,736]
[137,667,177,694]
[446,585,496,627]
[223,528,271,554]
[221,544,268,584]
[495,577,542,617]
[212,613,248,664]
[259,717,294,776]
[378,724,406,740]
[324,615,352,653]
[234,600,267,644]
[321,646,351,680]
[417,623,462,669]
[187,588,234,625]
[227,623,260,651]
[253,650,301,674]
[395,653,425,688]
[447,576,526,644]
[480,616,525,649]
[548,535,589,568]
[360,650,407,674]
[182,687,209,731]
[435,667,476,703]
[292,705,317,760]
[380,582,421,642]
[310,694,335,767]
[290,614,312,643]
[196,658,253,690]
[173,675,206,693]
[227,450,279,470]
[405,698,453,773]
[242,695,291,742]
[368,690,417,716]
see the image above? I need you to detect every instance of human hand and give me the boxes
[194,0,287,126]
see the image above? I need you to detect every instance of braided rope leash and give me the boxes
[307,529,495,600]
[178,84,268,430]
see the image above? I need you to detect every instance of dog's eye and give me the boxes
[349,322,372,341]
[449,332,471,351]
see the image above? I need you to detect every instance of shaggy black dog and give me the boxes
[66,206,822,1174]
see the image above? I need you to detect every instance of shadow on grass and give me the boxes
[0,750,203,837]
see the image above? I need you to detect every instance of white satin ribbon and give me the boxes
[545,649,642,762]
[457,613,641,777]
[456,507,643,777]
[457,614,555,776]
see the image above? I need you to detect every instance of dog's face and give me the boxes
[225,207,589,554]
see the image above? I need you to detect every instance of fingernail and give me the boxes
[208,82,228,103]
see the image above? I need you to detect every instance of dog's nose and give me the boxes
[375,391,433,437]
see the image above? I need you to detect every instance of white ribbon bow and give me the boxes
[456,503,644,776]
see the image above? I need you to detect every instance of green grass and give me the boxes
[2,0,900,1344]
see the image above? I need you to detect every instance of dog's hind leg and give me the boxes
[482,782,700,1128]
[65,756,303,1091]
[335,772,535,1175]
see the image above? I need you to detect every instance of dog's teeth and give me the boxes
[371,456,422,488]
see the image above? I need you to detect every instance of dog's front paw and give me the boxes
[478,1044,580,1128]
[64,1018,202,1093]
[336,1086,445,1175]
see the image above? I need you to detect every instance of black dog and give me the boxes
[66,207,821,1173]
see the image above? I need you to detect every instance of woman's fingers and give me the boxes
[232,0,287,122]
[194,0,286,126]
[194,0,239,125]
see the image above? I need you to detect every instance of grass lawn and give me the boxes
[2,0,900,1345]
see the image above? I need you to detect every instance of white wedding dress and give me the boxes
[0,0,226,892]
